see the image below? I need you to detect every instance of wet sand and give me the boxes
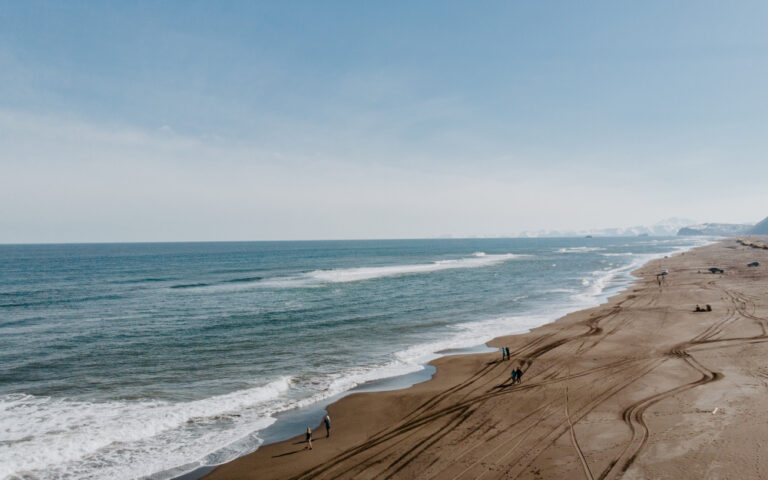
[205,239,768,479]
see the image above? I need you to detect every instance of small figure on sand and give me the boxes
[514,366,523,384]
[505,347,510,360]
[324,414,331,438]
[695,304,702,312]
[305,426,312,450]
[706,304,712,312]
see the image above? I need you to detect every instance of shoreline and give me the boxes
[197,239,758,479]
[171,249,658,479]
[3,237,709,480]
[169,243,693,480]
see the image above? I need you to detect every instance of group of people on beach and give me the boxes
[501,346,511,360]
[500,347,523,384]
[694,304,712,312]
[305,413,331,450]
[305,346,528,452]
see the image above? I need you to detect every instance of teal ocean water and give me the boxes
[0,237,710,479]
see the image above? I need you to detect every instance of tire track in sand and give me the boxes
[597,282,763,479]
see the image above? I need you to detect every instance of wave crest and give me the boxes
[557,247,605,253]
[0,378,291,480]
[175,253,528,292]
[306,253,524,284]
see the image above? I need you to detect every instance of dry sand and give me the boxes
[205,239,768,479]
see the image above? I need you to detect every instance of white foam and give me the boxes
[0,378,291,480]
[544,288,577,294]
[573,257,648,306]
[304,253,523,284]
[572,239,716,307]
[190,253,529,292]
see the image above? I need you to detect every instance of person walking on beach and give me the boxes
[505,347,510,360]
[305,426,313,450]
[501,347,506,361]
[514,366,523,384]
[510,367,518,383]
[324,414,331,438]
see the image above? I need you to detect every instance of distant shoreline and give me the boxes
[0,233,720,246]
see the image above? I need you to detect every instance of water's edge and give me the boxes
[171,361,444,480]
[170,243,696,480]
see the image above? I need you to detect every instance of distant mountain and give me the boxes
[677,223,753,236]
[749,217,768,235]
[518,218,698,238]
[514,217,761,239]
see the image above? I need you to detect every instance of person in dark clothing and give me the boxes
[510,368,518,383]
[706,304,712,312]
[514,366,523,384]
[505,347,510,360]
[324,414,331,438]
[305,426,312,450]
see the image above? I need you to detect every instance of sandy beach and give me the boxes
[204,239,768,479]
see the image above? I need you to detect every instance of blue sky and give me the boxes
[1,1,767,242]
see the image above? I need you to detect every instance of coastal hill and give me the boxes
[677,223,753,236]
[517,217,765,239]
[676,217,768,236]
[519,217,697,238]
[749,216,768,235]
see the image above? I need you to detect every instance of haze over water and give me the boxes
[0,236,709,479]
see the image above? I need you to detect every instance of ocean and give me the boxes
[0,236,710,480]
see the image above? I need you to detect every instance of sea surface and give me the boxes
[0,237,711,480]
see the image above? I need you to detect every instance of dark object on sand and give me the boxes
[709,267,724,274]
[706,304,712,311]
[748,261,760,267]
[695,305,702,312]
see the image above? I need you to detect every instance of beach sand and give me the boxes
[204,239,768,479]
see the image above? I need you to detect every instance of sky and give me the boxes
[1,1,767,243]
